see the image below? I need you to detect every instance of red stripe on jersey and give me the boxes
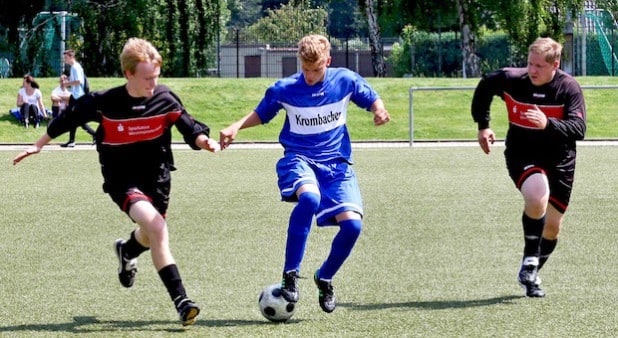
[101,111,182,145]
[504,93,564,129]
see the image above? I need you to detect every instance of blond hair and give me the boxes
[297,34,330,64]
[120,38,163,75]
[528,37,562,64]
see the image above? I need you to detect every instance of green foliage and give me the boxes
[388,27,513,77]
[68,0,226,77]
[492,0,584,59]
[245,0,328,45]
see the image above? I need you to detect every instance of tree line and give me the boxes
[1,0,617,78]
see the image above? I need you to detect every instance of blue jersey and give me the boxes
[255,67,379,162]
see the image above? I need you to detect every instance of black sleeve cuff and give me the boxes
[477,122,490,130]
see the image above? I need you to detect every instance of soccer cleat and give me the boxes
[280,270,299,303]
[518,257,545,298]
[175,297,200,326]
[314,270,336,313]
[114,239,137,288]
[60,141,75,148]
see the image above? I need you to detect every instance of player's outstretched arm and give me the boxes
[219,111,263,150]
[371,99,390,126]
[13,133,53,165]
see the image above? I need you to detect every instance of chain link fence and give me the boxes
[216,28,395,78]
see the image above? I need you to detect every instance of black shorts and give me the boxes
[103,166,172,217]
[505,150,576,213]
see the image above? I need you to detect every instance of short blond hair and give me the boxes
[529,37,562,64]
[120,38,163,75]
[297,34,330,64]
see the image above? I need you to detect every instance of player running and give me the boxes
[13,38,219,325]
[471,37,586,297]
[219,34,390,313]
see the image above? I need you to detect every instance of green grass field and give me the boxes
[2,76,618,145]
[1,145,617,337]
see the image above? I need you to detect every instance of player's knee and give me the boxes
[339,219,362,239]
[298,191,320,214]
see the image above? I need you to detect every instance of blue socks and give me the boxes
[318,218,362,280]
[283,191,363,281]
[284,191,320,272]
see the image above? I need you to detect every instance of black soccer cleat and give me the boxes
[314,270,336,313]
[114,238,137,288]
[175,297,200,326]
[280,270,300,303]
[518,259,545,298]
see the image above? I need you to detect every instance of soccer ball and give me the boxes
[258,283,296,322]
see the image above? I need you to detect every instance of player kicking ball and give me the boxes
[14,38,220,325]
[220,34,390,313]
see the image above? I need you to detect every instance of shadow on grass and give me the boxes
[342,295,522,311]
[0,112,22,126]
[1,111,53,128]
[0,315,271,334]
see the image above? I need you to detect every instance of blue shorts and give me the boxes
[276,154,363,226]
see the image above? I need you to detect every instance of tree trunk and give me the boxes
[362,0,386,77]
[195,0,207,75]
[166,0,178,76]
[178,0,190,76]
[456,0,480,78]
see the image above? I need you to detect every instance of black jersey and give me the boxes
[471,68,586,159]
[47,84,210,191]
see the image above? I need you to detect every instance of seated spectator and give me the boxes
[16,74,47,128]
[50,74,71,119]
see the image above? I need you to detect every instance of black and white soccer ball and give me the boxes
[258,283,297,322]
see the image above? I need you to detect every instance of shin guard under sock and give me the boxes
[158,264,187,302]
[318,219,362,280]
[284,191,320,273]
[123,230,149,259]
[538,237,558,271]
[522,212,545,258]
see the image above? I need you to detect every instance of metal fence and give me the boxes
[217,32,395,78]
[408,85,618,146]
